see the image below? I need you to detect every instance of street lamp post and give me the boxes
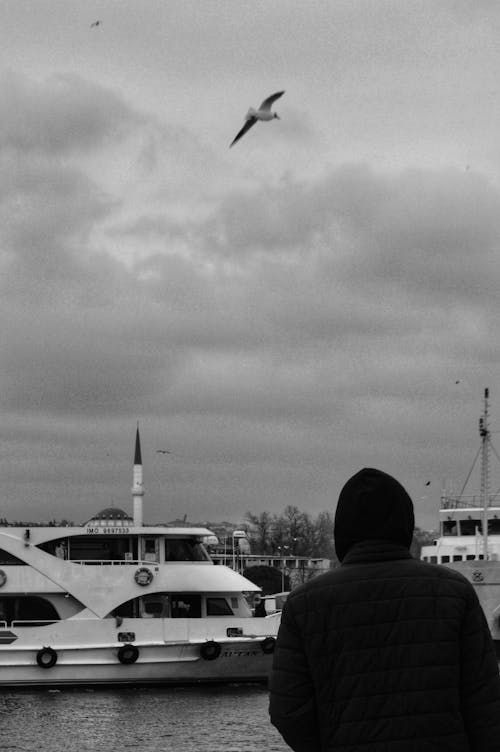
[277,545,289,591]
[232,530,247,572]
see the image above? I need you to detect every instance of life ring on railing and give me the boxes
[36,647,58,668]
[261,637,276,654]
[134,567,153,586]
[0,570,6,588]
[200,640,221,661]
[117,644,139,665]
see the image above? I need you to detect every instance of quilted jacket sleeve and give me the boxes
[268,597,320,752]
[460,586,500,751]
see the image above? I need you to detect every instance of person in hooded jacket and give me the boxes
[269,467,500,752]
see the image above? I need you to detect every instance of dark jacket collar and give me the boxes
[342,539,413,565]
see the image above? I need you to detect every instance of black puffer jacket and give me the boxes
[269,468,500,751]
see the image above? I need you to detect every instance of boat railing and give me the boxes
[442,495,500,509]
[11,620,59,627]
[70,559,159,566]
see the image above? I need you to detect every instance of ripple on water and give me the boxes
[0,685,289,752]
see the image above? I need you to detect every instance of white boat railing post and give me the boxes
[480,387,490,561]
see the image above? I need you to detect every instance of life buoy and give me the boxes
[261,637,276,654]
[36,647,58,668]
[134,567,153,586]
[117,644,139,665]
[200,640,221,661]
[0,570,6,588]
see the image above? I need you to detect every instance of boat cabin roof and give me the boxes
[3,525,214,545]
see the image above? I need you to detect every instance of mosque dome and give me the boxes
[85,507,133,526]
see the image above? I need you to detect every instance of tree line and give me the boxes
[242,505,436,563]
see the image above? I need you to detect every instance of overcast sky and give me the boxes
[2,1,500,530]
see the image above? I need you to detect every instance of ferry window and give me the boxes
[165,539,209,562]
[38,538,70,559]
[488,519,500,535]
[452,555,463,562]
[141,594,169,618]
[442,521,457,536]
[0,596,59,626]
[0,548,26,565]
[112,598,138,618]
[430,556,438,564]
[111,593,170,619]
[466,555,476,560]
[459,520,482,536]
[206,597,233,616]
[441,556,450,563]
[142,538,158,562]
[66,536,131,562]
[171,594,201,618]
[143,601,163,617]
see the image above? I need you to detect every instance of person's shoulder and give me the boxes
[287,558,475,603]
[285,568,345,606]
[405,557,477,594]
[411,557,470,581]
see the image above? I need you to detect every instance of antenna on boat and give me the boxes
[480,388,490,560]
[132,423,144,527]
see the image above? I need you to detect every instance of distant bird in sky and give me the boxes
[425,481,431,486]
[229,91,285,148]
[455,380,460,384]
[90,20,101,28]
[156,449,172,454]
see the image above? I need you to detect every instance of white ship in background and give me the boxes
[0,427,279,687]
[421,388,500,648]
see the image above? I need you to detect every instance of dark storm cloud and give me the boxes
[0,304,175,415]
[199,164,500,307]
[0,70,142,155]
[0,153,111,257]
[0,72,144,298]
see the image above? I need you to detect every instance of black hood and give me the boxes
[334,468,415,562]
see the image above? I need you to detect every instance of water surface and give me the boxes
[0,684,288,752]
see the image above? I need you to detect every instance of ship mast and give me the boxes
[479,387,490,560]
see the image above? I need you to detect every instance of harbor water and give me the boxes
[0,684,288,752]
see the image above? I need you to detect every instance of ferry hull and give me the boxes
[440,559,500,643]
[0,646,272,687]
[0,615,280,687]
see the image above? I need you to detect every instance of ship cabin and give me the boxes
[421,495,500,564]
[40,508,213,565]
[0,510,257,629]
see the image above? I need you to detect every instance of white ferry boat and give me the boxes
[0,428,279,686]
[421,388,500,647]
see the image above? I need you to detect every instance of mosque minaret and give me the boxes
[132,423,144,527]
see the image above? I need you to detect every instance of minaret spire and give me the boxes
[132,422,144,527]
[134,422,142,465]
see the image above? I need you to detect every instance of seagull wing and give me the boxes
[259,91,285,111]
[229,117,257,148]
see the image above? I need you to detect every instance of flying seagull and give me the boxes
[90,20,101,28]
[229,91,285,148]
[156,449,172,455]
